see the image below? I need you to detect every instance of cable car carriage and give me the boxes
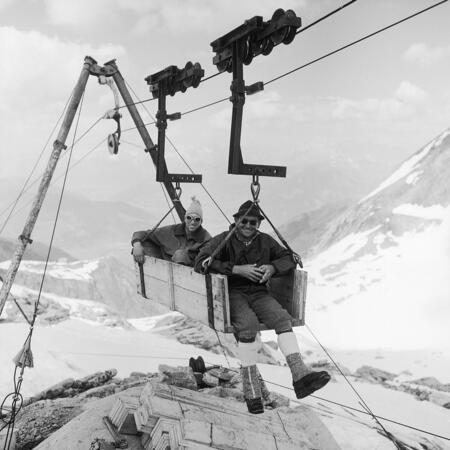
[132,11,307,333]
[135,256,307,333]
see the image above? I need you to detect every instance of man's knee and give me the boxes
[268,310,293,335]
[233,315,260,342]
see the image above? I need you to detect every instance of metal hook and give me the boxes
[250,175,260,201]
[174,182,183,200]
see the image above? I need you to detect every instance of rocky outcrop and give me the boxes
[355,365,450,410]
[355,365,397,383]
[0,256,167,320]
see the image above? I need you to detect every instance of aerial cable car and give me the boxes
[135,9,308,334]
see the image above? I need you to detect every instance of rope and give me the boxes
[122,81,231,224]
[0,138,106,225]
[0,116,104,224]
[200,360,450,443]
[0,276,31,325]
[201,200,258,273]
[257,203,303,268]
[265,0,448,86]
[118,2,447,137]
[295,0,358,36]
[200,72,222,84]
[304,325,402,448]
[213,329,231,369]
[0,91,74,236]
[0,92,85,450]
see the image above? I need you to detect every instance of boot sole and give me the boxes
[294,371,331,399]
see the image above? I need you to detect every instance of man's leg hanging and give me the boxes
[238,338,264,414]
[277,331,331,399]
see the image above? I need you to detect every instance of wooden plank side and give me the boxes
[210,275,230,333]
[172,285,209,326]
[139,258,172,309]
[294,269,308,326]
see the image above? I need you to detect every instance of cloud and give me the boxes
[403,42,449,66]
[117,0,306,35]
[209,91,282,129]
[0,0,13,11]
[290,81,428,121]
[246,91,283,119]
[43,0,116,27]
[0,26,125,110]
[395,80,427,104]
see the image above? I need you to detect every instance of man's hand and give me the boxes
[232,264,263,282]
[133,242,145,264]
[257,264,276,284]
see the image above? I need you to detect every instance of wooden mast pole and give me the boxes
[0,56,95,317]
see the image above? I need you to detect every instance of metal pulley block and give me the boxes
[107,133,119,155]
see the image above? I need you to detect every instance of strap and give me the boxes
[203,200,257,273]
[257,204,303,268]
[205,273,215,329]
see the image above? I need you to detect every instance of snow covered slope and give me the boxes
[294,127,450,351]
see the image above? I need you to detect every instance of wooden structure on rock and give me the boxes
[109,380,341,450]
[136,256,307,332]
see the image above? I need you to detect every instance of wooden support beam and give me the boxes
[0,56,95,317]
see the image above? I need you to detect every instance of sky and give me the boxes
[0,0,450,230]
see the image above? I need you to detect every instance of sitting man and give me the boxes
[194,200,330,414]
[132,196,211,266]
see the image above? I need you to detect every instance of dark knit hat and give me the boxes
[233,200,264,220]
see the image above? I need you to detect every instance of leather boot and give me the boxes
[241,365,264,414]
[293,371,331,399]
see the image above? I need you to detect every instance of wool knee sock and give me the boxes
[278,332,310,382]
[238,341,261,399]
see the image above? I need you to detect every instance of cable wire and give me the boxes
[0,91,74,236]
[119,2,449,139]
[1,92,85,450]
[0,115,103,224]
[305,325,403,449]
[265,0,448,86]
[200,360,450,443]
[121,81,231,224]
[296,0,358,35]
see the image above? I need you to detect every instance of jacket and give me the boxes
[194,230,296,290]
[132,223,211,265]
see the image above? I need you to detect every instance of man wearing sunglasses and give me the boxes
[195,200,330,414]
[132,196,211,266]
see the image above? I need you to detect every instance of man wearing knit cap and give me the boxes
[132,196,211,266]
[195,200,330,414]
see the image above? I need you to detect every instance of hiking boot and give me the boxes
[245,397,264,414]
[293,371,331,399]
[241,365,264,414]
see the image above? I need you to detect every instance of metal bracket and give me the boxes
[145,62,204,183]
[210,9,301,178]
[88,58,119,78]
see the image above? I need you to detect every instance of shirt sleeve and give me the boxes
[194,232,233,275]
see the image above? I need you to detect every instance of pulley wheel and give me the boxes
[261,38,274,56]
[270,9,288,46]
[107,133,119,155]
[282,26,296,45]
[216,58,230,73]
[242,37,254,65]
[183,62,194,88]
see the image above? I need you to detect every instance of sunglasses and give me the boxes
[186,216,201,222]
[240,218,259,226]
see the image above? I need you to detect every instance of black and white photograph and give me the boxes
[0,1,449,448]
